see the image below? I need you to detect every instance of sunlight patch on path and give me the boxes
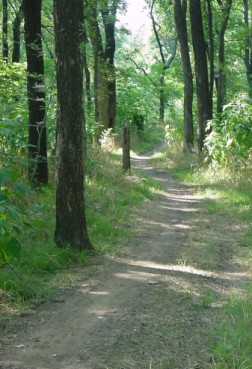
[115,257,251,282]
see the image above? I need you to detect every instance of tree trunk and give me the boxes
[54,0,93,251]
[205,0,214,119]
[243,0,252,98]
[174,0,194,149]
[82,7,92,110]
[12,4,23,63]
[2,0,9,61]
[216,0,233,114]
[189,0,211,152]
[159,71,165,123]
[122,124,130,171]
[102,3,117,130]
[86,0,118,132]
[151,0,177,124]
[23,0,48,186]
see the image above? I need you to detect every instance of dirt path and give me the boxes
[0,148,250,369]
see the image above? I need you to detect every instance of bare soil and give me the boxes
[0,148,250,369]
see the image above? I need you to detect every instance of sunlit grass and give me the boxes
[211,291,252,369]
[0,137,160,319]
[116,123,165,155]
[86,146,159,253]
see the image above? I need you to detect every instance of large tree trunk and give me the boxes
[23,0,48,186]
[189,0,211,152]
[2,0,9,61]
[54,0,93,251]
[12,4,23,63]
[174,0,194,149]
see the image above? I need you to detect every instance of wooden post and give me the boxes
[122,123,130,172]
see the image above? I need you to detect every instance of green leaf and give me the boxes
[0,236,21,264]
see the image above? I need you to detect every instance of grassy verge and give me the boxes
[211,290,252,369]
[151,144,252,369]
[0,143,159,321]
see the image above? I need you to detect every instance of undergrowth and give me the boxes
[0,139,159,320]
[117,123,165,155]
[152,143,252,369]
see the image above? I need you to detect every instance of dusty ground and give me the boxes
[0,147,250,369]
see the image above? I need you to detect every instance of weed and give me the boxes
[199,292,214,308]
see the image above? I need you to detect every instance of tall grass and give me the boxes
[211,291,252,369]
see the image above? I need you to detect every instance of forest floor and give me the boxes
[0,146,251,369]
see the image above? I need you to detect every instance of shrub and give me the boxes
[205,96,252,171]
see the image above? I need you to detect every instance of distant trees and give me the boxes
[150,0,177,123]
[53,0,93,251]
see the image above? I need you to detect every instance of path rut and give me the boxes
[0,148,249,369]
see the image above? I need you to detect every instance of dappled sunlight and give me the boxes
[114,270,159,282]
[136,217,196,230]
[87,307,116,317]
[115,257,251,283]
[160,205,200,212]
[141,220,173,229]
[172,224,192,229]
[88,290,111,296]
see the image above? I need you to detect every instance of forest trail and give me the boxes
[0,146,250,369]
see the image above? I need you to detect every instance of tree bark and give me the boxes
[159,71,165,123]
[101,1,117,130]
[23,0,48,186]
[12,4,23,63]
[82,6,92,111]
[205,0,214,119]
[189,0,211,152]
[2,0,9,61]
[122,124,130,171]
[243,0,252,98]
[86,0,118,132]
[216,0,233,114]
[174,0,194,149]
[54,0,93,251]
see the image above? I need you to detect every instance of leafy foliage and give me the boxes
[0,169,30,265]
[0,61,28,169]
[205,96,252,170]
